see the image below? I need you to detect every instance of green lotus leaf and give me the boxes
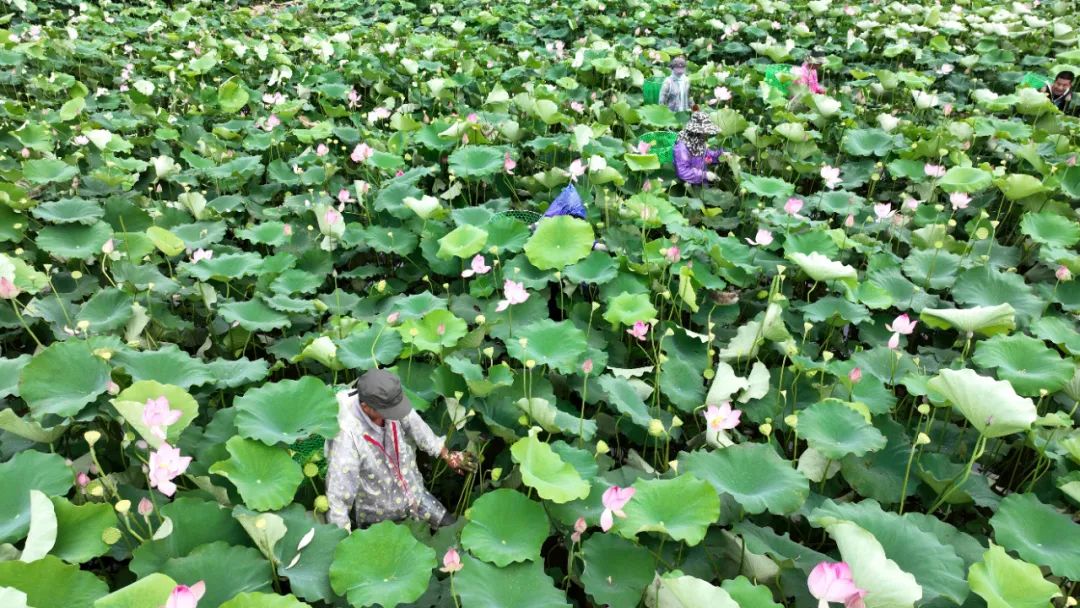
[972,334,1075,396]
[919,304,1016,336]
[219,299,292,332]
[272,504,348,604]
[510,429,590,503]
[799,400,887,459]
[679,444,809,515]
[515,397,596,440]
[271,269,325,295]
[158,541,272,608]
[337,324,403,371]
[210,437,303,511]
[645,573,739,608]
[0,409,66,443]
[94,573,179,608]
[989,493,1080,580]
[721,576,783,608]
[75,288,133,332]
[461,488,549,567]
[31,197,103,225]
[437,224,488,260]
[774,122,807,142]
[220,592,311,608]
[638,104,680,128]
[788,252,858,284]
[329,521,435,608]
[842,128,898,157]
[234,377,339,446]
[524,215,594,271]
[453,555,571,608]
[36,222,112,259]
[449,145,508,178]
[1060,165,1080,198]
[968,544,1061,608]
[397,308,467,353]
[204,358,270,389]
[597,375,653,428]
[1020,212,1080,248]
[112,380,200,447]
[49,497,113,564]
[130,497,249,578]
[926,369,1036,438]
[617,475,719,546]
[937,166,993,193]
[0,555,108,608]
[624,153,660,172]
[995,173,1046,201]
[580,534,656,607]
[901,248,961,291]
[603,291,657,328]
[236,222,291,247]
[111,345,215,390]
[564,250,618,284]
[484,215,532,252]
[145,226,185,257]
[800,297,872,325]
[1031,316,1080,355]
[952,267,1042,327]
[741,174,795,199]
[820,521,923,608]
[19,340,110,420]
[218,77,250,113]
[22,159,79,184]
[506,319,587,374]
[184,252,265,281]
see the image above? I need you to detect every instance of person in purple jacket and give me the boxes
[673,111,725,186]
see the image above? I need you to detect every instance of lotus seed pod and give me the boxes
[648,418,665,437]
[102,527,122,545]
[918,404,931,415]
[916,432,931,446]
[314,495,329,512]
[84,430,102,446]
[303,463,319,478]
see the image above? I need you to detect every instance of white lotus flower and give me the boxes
[877,114,899,132]
[403,195,441,220]
[913,90,940,109]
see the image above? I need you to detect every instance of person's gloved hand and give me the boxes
[445,451,478,474]
[706,171,719,182]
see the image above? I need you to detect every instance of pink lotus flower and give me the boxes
[74,135,89,146]
[704,402,742,431]
[794,63,826,94]
[942,103,953,116]
[1056,265,1072,281]
[1069,155,1077,167]
[77,472,90,487]
[316,143,330,157]
[636,141,653,155]
[714,86,732,101]
[642,179,653,192]
[844,215,855,227]
[902,197,919,211]
[600,486,636,532]
[495,279,529,312]
[142,396,182,441]
[324,208,342,226]
[107,381,120,395]
[283,224,293,236]
[337,189,352,204]
[436,323,446,336]
[849,367,862,383]
[102,239,115,254]
[873,204,894,221]
[808,562,866,608]
[582,359,594,374]
[746,229,774,247]
[347,88,361,108]
[440,547,463,574]
[351,143,374,163]
[500,152,517,175]
[924,163,946,178]
[20,147,30,158]
[627,320,650,341]
[939,64,954,75]
[191,249,213,263]
[0,277,19,299]
[571,517,587,543]
[163,581,206,608]
[844,5,857,15]
[664,246,681,263]
[138,497,154,516]
[369,107,391,122]
[821,165,842,189]
[886,313,917,349]
[949,192,970,210]
[387,312,400,325]
[357,181,371,195]
[785,197,804,215]
[568,159,586,182]
[264,114,280,131]
[395,170,404,177]
[262,92,286,105]
[461,255,491,278]
[570,101,585,113]
[148,443,191,497]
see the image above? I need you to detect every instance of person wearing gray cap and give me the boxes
[659,56,693,113]
[324,368,476,531]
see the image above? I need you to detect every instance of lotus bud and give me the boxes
[784,414,798,428]
[757,290,768,299]
[442,282,449,291]
[376,279,387,292]
[759,422,773,437]
[138,498,153,517]
[85,430,102,446]
[475,314,486,324]
[804,322,813,333]
[822,351,834,362]
[658,354,668,363]
[115,500,131,514]
[915,432,931,446]
[670,416,683,428]
[917,404,931,415]
[648,418,665,437]
[314,496,329,512]
[595,440,610,455]
[313,300,328,312]
[491,467,503,481]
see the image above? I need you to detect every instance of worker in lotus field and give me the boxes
[659,56,693,113]
[324,368,476,531]
[1046,70,1074,113]
[673,111,726,186]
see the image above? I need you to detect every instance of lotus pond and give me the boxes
[1,0,1080,606]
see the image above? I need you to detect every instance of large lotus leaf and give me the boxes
[603,292,657,328]
[75,288,133,332]
[159,541,272,608]
[995,173,1046,201]
[0,451,71,544]
[638,104,679,128]
[19,340,110,420]
[485,215,532,252]
[645,573,739,608]
[741,174,795,199]
[112,380,200,447]
[461,488,549,567]
[205,358,270,389]
[337,324,403,371]
[799,400,887,459]
[926,369,1036,438]
[437,224,488,259]
[510,429,590,503]
[811,500,967,605]
[449,145,508,178]
[788,252,858,285]
[580,533,656,607]
[329,521,435,608]
[111,345,215,390]
[219,299,292,332]
[505,319,587,374]
[823,521,923,608]
[524,215,594,271]
[184,252,265,281]
[989,493,1080,580]
[234,377,339,446]
[952,267,1042,326]
[842,128,898,157]
[0,409,66,443]
[617,475,719,546]
[454,554,571,608]
[273,504,348,604]
[218,77,250,113]
[972,334,1075,396]
[968,544,1061,608]
[721,576,783,608]
[130,497,250,577]
[48,497,113,564]
[901,248,961,291]
[31,197,104,225]
[564,250,618,284]
[514,397,596,440]
[397,309,467,353]
[220,593,311,608]
[937,166,992,193]
[94,573,179,608]
[919,304,1015,336]
[22,159,79,184]
[1021,212,1080,248]
[146,226,185,257]
[210,437,303,511]
[840,418,917,505]
[0,555,108,608]
[679,444,809,515]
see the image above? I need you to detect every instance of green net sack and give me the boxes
[640,131,678,165]
[1020,72,1050,90]
[290,435,327,476]
[492,209,542,224]
[764,64,792,94]
[643,77,665,105]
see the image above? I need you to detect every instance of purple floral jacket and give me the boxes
[673,140,724,185]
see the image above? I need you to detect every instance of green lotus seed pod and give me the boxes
[102,527,122,545]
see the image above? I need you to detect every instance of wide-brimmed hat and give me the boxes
[682,112,720,136]
[670,56,687,68]
[350,369,413,420]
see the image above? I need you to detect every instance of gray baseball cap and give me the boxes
[350,369,413,420]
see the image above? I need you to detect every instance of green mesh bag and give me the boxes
[290,435,327,476]
[643,76,665,105]
[1020,72,1051,90]
[764,64,793,94]
[492,209,542,224]
[639,131,678,165]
